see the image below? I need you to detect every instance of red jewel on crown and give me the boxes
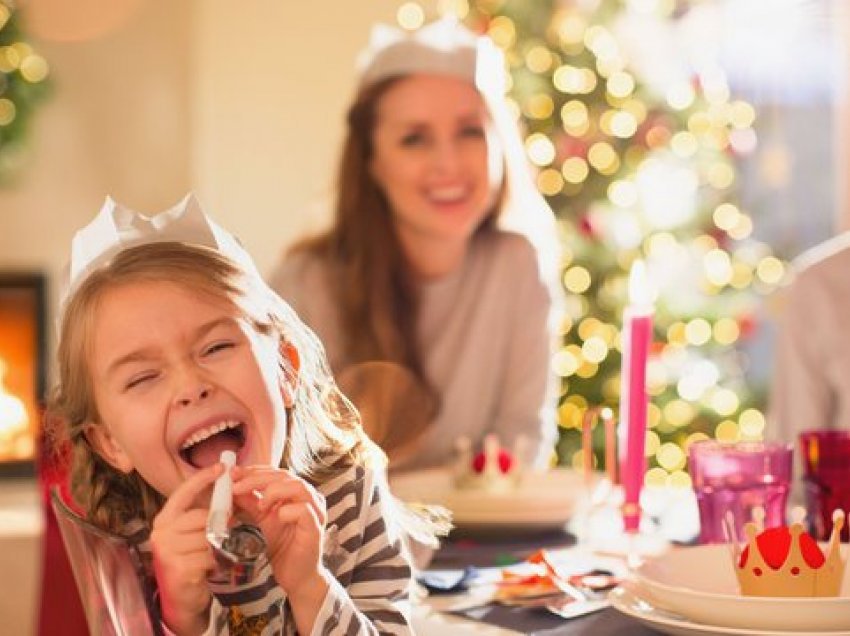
[472,447,514,474]
[453,434,524,491]
[731,508,846,597]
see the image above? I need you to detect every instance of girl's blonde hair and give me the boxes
[49,241,374,534]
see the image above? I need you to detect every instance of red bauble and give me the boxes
[578,214,595,237]
[738,314,757,339]
[708,227,728,247]
[556,135,588,161]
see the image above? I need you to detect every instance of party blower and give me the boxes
[206,450,268,585]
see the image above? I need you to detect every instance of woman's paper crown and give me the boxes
[356,17,505,97]
[62,194,259,308]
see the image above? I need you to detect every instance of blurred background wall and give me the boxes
[0,2,400,633]
[0,0,402,317]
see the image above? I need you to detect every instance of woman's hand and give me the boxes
[150,463,222,636]
[231,466,331,624]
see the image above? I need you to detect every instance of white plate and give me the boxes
[633,544,850,632]
[610,586,850,636]
[389,467,585,529]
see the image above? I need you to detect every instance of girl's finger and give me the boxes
[155,550,217,584]
[231,465,295,481]
[251,480,314,509]
[157,463,224,524]
[233,485,317,528]
[260,486,325,528]
[154,508,209,533]
[275,501,322,529]
[153,531,213,556]
[231,470,298,495]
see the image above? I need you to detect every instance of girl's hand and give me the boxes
[231,467,329,600]
[150,463,223,636]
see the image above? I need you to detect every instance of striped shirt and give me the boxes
[136,459,414,635]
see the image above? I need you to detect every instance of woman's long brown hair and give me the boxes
[294,79,420,373]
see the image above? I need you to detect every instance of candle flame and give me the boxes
[628,259,655,306]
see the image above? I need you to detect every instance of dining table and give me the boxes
[412,604,658,635]
[409,528,662,635]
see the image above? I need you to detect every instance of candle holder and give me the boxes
[580,406,617,488]
[571,403,669,559]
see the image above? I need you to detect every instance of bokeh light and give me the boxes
[397,2,425,29]
[562,156,590,183]
[463,0,783,484]
[526,132,556,166]
[526,45,553,73]
[0,98,16,126]
[563,265,592,293]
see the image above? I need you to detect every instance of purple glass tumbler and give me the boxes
[689,440,792,544]
[799,430,850,542]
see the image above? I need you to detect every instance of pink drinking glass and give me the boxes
[799,429,850,542]
[689,440,792,544]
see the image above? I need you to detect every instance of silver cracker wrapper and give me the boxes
[207,524,268,586]
[205,450,268,585]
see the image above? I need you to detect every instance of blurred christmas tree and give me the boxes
[0,0,50,183]
[431,0,785,487]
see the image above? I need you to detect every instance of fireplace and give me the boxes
[0,272,46,477]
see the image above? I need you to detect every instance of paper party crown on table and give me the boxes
[731,508,846,597]
[453,434,524,492]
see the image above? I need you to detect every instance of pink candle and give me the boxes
[618,260,654,533]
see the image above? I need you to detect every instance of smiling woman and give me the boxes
[271,18,563,473]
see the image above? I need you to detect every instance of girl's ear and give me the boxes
[280,341,300,408]
[83,423,134,474]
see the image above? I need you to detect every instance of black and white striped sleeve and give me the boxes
[310,465,413,636]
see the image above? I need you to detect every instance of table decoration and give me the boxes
[437,549,619,630]
[689,439,792,544]
[631,541,850,631]
[454,434,522,493]
[608,586,850,636]
[731,508,846,597]
[391,439,587,530]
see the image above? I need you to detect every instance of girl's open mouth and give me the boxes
[179,420,246,468]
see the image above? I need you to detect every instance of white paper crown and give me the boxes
[356,17,505,97]
[62,194,259,307]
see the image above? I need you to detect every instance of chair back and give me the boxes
[49,488,163,636]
